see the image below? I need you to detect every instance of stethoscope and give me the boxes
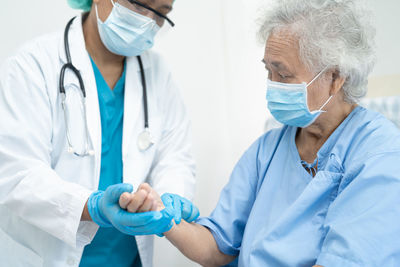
[59,17,154,157]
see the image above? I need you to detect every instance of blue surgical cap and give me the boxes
[67,0,175,12]
[67,0,93,11]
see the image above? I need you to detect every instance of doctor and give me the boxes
[0,0,195,266]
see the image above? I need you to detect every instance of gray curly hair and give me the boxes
[258,0,377,103]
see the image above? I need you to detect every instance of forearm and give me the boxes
[164,220,235,267]
[81,200,92,221]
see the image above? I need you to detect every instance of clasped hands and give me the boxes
[87,183,199,236]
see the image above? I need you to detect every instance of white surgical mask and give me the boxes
[266,66,333,128]
[95,0,160,57]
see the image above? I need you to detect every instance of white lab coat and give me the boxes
[0,15,195,267]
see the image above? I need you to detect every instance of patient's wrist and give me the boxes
[163,220,179,237]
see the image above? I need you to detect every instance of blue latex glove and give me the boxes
[87,183,174,236]
[161,193,200,225]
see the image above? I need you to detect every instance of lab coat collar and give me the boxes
[122,56,144,157]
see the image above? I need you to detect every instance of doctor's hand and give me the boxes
[87,183,174,236]
[161,193,200,225]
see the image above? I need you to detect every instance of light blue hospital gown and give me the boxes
[197,106,400,267]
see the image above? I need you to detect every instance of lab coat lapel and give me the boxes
[58,15,102,181]
[122,56,144,158]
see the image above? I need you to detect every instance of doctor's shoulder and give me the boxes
[0,31,63,83]
[142,49,169,73]
[141,49,177,90]
[140,49,187,111]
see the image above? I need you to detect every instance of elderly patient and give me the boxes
[122,0,400,266]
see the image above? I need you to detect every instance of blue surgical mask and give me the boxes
[95,0,160,57]
[266,66,333,128]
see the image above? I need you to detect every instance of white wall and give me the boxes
[0,1,77,61]
[1,1,399,267]
[366,0,400,97]
[368,0,400,77]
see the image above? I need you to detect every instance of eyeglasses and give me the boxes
[117,0,175,27]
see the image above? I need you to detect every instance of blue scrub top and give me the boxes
[197,106,400,267]
[80,58,141,267]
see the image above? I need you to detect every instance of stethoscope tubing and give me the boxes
[60,16,151,156]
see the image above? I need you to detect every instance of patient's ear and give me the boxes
[330,69,346,96]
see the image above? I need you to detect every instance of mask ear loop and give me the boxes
[306,65,330,87]
[96,0,116,23]
[95,3,100,20]
[306,66,334,113]
[318,95,334,113]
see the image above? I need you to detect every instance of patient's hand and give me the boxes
[119,183,165,213]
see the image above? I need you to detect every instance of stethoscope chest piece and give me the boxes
[137,128,154,152]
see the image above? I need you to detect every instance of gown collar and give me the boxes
[289,106,363,174]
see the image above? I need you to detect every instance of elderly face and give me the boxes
[263,30,333,112]
[94,0,174,27]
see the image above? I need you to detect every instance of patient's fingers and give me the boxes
[137,194,155,213]
[138,183,152,194]
[126,189,149,213]
[119,183,151,210]
[119,192,132,210]
[151,200,160,212]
